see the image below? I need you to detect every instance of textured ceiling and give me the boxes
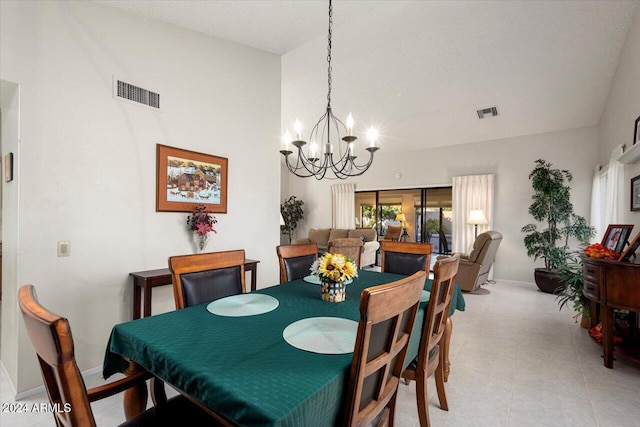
[93,0,639,151]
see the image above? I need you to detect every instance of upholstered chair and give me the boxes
[343,271,425,427]
[327,237,364,268]
[383,225,403,241]
[276,243,318,283]
[455,231,502,292]
[169,250,246,309]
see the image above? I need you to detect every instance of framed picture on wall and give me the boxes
[619,231,640,262]
[635,116,640,145]
[601,224,634,254]
[632,174,640,212]
[156,144,228,213]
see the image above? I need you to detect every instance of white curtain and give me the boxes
[605,145,625,225]
[331,183,355,229]
[590,164,606,243]
[452,174,495,253]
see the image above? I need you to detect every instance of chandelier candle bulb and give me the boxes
[346,113,354,136]
[294,119,303,141]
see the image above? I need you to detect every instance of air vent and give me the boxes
[114,78,160,109]
[477,106,498,119]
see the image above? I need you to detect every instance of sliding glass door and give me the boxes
[355,187,452,254]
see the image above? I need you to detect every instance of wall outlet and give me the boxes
[57,241,70,257]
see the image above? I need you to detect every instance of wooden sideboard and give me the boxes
[582,255,640,368]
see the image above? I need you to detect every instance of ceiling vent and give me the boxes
[477,106,498,119]
[113,77,160,109]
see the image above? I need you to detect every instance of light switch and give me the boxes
[57,241,70,257]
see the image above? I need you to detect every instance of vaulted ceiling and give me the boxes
[94,1,639,151]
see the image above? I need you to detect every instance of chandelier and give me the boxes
[280,0,380,180]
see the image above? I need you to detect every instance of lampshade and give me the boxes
[467,210,488,225]
[280,213,285,226]
[395,213,406,222]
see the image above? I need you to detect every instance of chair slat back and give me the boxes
[276,243,318,283]
[169,250,246,309]
[344,271,425,427]
[380,241,433,276]
[18,285,95,427]
[420,254,460,372]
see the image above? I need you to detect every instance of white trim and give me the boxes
[619,143,640,164]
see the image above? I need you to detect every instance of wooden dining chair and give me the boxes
[169,249,246,310]
[327,237,364,268]
[17,285,216,427]
[276,243,318,283]
[401,254,460,427]
[343,271,426,427]
[380,241,433,276]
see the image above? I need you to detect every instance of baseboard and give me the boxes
[491,278,535,287]
[5,363,103,401]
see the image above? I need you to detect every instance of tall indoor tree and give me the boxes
[521,159,594,293]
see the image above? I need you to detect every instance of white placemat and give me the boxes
[420,290,430,303]
[206,294,279,317]
[302,275,353,285]
[283,317,358,354]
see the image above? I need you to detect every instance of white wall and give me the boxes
[0,1,281,393]
[283,127,598,284]
[1,80,20,386]
[598,7,640,231]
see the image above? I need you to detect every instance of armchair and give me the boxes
[455,231,502,292]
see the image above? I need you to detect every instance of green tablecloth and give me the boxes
[103,270,464,426]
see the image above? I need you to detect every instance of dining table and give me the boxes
[103,270,465,426]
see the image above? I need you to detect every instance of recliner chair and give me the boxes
[455,231,502,292]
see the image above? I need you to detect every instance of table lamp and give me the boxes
[467,209,488,239]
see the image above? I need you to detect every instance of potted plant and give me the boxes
[521,159,594,293]
[555,252,591,327]
[280,196,304,244]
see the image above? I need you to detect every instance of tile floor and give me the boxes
[2,280,640,426]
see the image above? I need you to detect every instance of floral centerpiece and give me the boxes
[187,204,217,252]
[311,252,358,303]
[584,243,619,260]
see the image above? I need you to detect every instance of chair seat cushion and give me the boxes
[119,394,221,427]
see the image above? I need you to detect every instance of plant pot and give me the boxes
[534,268,563,294]
[580,315,591,329]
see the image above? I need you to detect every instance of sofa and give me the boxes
[293,228,380,267]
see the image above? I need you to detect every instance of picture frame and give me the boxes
[635,116,640,145]
[619,231,640,262]
[601,224,634,255]
[632,174,640,212]
[156,144,228,213]
[4,153,13,182]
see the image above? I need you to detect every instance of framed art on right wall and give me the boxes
[635,116,640,145]
[632,174,640,212]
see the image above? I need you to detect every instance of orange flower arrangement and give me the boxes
[583,243,619,260]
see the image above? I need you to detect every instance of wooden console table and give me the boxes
[582,255,640,368]
[130,259,260,320]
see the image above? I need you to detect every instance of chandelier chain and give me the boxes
[327,0,333,107]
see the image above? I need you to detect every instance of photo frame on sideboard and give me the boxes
[601,224,634,254]
[619,231,640,262]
